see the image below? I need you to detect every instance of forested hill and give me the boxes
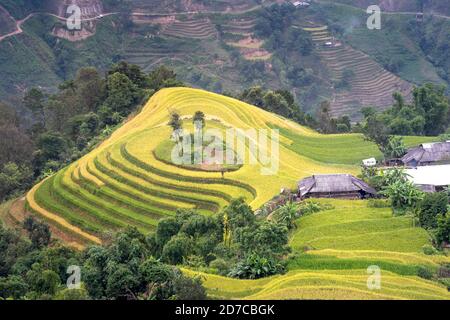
[0,0,449,119]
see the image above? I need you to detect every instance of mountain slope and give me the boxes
[25,87,434,248]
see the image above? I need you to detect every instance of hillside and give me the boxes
[25,87,434,248]
[185,199,450,300]
[328,0,450,16]
[0,0,449,119]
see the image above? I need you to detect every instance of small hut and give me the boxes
[298,174,377,200]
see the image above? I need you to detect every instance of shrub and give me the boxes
[438,278,450,291]
[417,266,434,280]
[228,254,285,279]
[367,199,390,208]
[172,275,207,300]
[299,201,333,215]
[209,258,230,276]
[436,216,450,246]
[422,245,438,256]
[419,192,448,229]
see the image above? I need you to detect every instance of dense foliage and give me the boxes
[0,63,183,202]
[238,86,316,127]
[361,84,450,141]
[0,219,205,300]
[147,198,290,279]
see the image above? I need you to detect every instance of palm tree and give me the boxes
[168,112,182,141]
[384,136,407,159]
[193,111,205,131]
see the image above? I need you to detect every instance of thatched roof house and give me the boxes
[401,142,450,167]
[298,174,377,199]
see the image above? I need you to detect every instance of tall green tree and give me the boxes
[419,192,448,229]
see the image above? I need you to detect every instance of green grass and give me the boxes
[290,199,431,252]
[185,198,449,300]
[275,126,436,165]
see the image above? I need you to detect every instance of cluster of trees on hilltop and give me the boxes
[238,86,317,128]
[0,218,205,300]
[0,63,183,203]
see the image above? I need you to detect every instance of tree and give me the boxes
[104,72,139,115]
[148,66,183,91]
[413,84,450,136]
[74,67,106,112]
[23,88,46,125]
[419,192,448,229]
[384,136,407,159]
[193,111,205,131]
[26,264,61,296]
[228,253,285,279]
[161,234,194,265]
[168,112,183,142]
[220,198,255,231]
[172,275,207,300]
[36,132,67,162]
[361,107,392,157]
[382,179,424,213]
[153,217,181,253]
[138,258,176,299]
[0,162,33,202]
[436,216,450,245]
[23,216,51,249]
[236,221,289,258]
[108,61,147,89]
[316,101,336,134]
[105,264,140,299]
[0,275,29,299]
[239,86,265,107]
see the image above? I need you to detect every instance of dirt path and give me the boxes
[131,2,270,17]
[0,7,118,43]
[0,1,273,43]
[6,196,88,250]
[316,0,450,20]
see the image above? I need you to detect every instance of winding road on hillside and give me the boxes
[0,5,117,42]
[316,0,450,20]
[0,1,277,43]
[1,2,448,43]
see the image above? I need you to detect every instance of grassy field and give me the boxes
[185,199,450,300]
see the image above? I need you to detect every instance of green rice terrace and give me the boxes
[23,87,449,299]
[185,199,450,300]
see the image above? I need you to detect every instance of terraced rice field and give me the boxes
[221,18,271,60]
[304,25,413,120]
[25,88,447,299]
[161,18,217,39]
[185,199,450,300]
[26,88,434,249]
